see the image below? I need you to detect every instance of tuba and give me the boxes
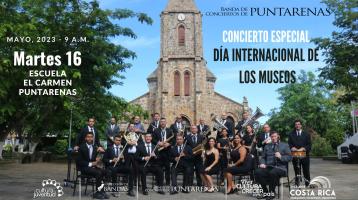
[239,107,264,136]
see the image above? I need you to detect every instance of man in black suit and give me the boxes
[187,125,204,186]
[170,116,184,135]
[235,111,249,137]
[76,132,108,199]
[105,117,120,148]
[74,117,104,152]
[288,120,311,186]
[197,118,210,136]
[136,133,165,195]
[257,124,272,154]
[153,118,174,185]
[147,113,160,135]
[102,135,135,197]
[170,135,193,194]
[123,123,143,183]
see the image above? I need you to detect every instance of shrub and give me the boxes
[52,139,68,155]
[311,136,334,156]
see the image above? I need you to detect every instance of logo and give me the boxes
[290,176,336,200]
[33,179,64,198]
[309,176,331,188]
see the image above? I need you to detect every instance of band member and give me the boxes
[235,111,249,136]
[105,117,120,147]
[123,123,142,181]
[102,135,135,197]
[288,119,311,186]
[200,138,220,193]
[255,131,292,200]
[216,112,234,138]
[74,117,104,151]
[170,135,192,194]
[153,118,174,185]
[136,133,165,195]
[224,134,253,194]
[187,125,204,186]
[217,128,230,184]
[76,132,108,199]
[133,116,145,133]
[197,118,210,136]
[257,124,272,151]
[147,113,160,134]
[170,116,184,135]
[243,125,258,166]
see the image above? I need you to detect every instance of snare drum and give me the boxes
[291,151,306,158]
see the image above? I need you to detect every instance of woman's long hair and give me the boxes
[204,137,216,150]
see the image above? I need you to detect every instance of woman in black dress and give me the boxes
[200,137,220,193]
[242,125,258,166]
[217,128,230,184]
[224,134,253,194]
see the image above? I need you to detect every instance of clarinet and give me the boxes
[274,142,279,167]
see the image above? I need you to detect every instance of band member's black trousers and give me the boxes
[219,156,228,181]
[191,156,203,186]
[159,151,171,185]
[171,164,192,189]
[292,157,310,186]
[82,167,107,190]
[107,165,134,190]
[138,165,164,192]
[255,167,286,193]
[125,154,138,181]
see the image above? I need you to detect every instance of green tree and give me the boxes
[0,0,152,140]
[312,0,358,104]
[268,71,349,150]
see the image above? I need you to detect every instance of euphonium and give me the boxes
[210,113,228,132]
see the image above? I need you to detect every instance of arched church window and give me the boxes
[184,71,190,96]
[174,71,180,96]
[178,25,185,46]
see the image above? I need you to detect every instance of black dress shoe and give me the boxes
[170,191,178,195]
[127,190,135,197]
[158,190,165,195]
[226,189,235,195]
[93,192,104,199]
[142,191,148,195]
[256,195,265,199]
[266,196,275,200]
[101,192,110,199]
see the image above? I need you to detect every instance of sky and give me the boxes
[98,0,336,123]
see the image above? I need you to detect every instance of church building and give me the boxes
[131,0,250,125]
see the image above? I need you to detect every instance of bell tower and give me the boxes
[160,0,203,58]
[132,0,248,126]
